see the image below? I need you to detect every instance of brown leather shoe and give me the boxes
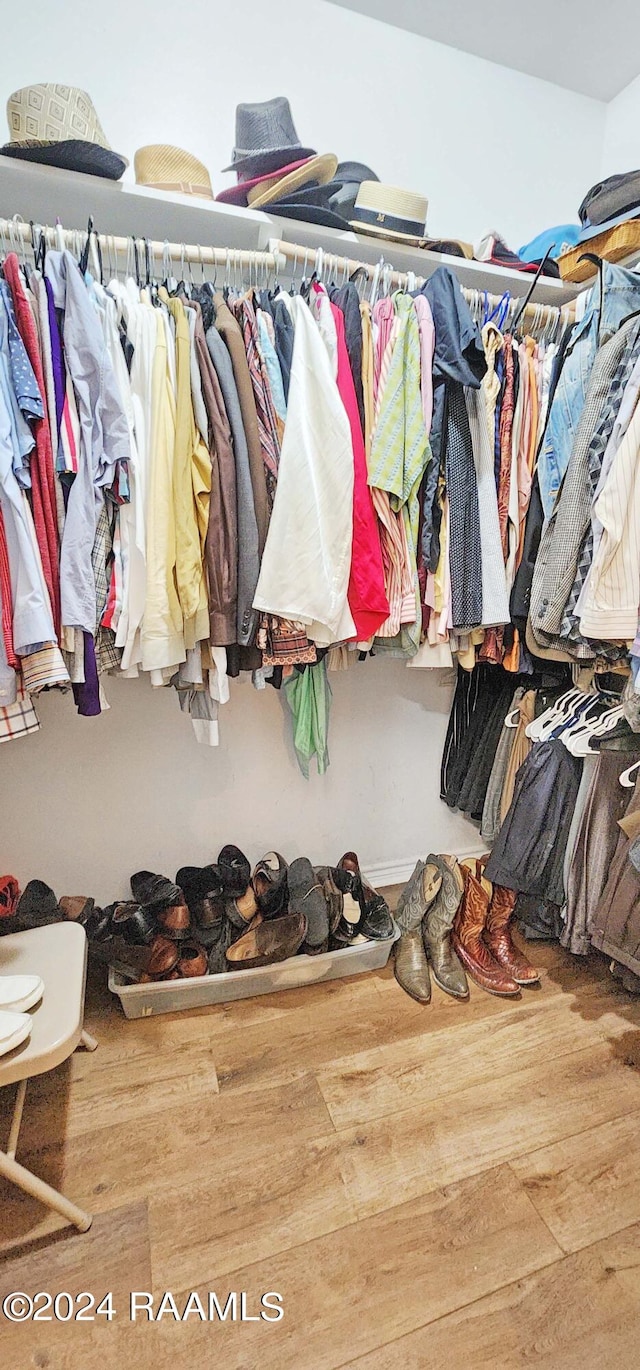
[225,910,306,969]
[484,884,540,985]
[176,940,208,978]
[147,934,180,979]
[157,902,191,939]
[452,866,520,998]
[225,885,259,929]
[58,895,95,923]
[394,926,431,1003]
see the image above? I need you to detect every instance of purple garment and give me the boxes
[72,632,101,717]
[45,277,65,441]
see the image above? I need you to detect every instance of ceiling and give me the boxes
[327,0,640,101]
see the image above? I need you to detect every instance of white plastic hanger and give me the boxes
[620,759,640,788]
[565,704,624,757]
[526,688,583,741]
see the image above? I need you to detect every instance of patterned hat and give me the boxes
[0,84,128,180]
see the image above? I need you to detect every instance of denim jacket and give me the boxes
[539,260,640,517]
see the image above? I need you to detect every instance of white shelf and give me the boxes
[0,155,579,307]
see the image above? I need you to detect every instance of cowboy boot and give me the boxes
[422,855,469,1000]
[395,861,442,933]
[452,865,520,997]
[394,927,431,1003]
[484,883,540,985]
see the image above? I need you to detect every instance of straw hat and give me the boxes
[134,145,213,199]
[247,154,338,209]
[350,182,429,245]
[0,83,127,179]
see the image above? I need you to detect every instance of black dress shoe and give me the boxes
[109,901,157,944]
[15,880,59,927]
[361,894,394,939]
[252,853,289,917]
[130,870,183,911]
[287,858,329,954]
[217,845,251,897]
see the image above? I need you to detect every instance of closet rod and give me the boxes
[0,218,288,275]
[268,236,576,329]
[0,217,575,329]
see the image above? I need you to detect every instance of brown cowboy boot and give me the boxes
[484,883,540,985]
[452,864,520,997]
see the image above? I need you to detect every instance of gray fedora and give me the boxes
[222,96,315,176]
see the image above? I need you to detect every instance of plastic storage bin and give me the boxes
[109,924,399,1018]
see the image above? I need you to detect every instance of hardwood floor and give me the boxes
[1,910,640,1368]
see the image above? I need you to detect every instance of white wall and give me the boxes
[0,2,610,898]
[601,72,640,176]
[0,662,481,903]
[0,0,605,247]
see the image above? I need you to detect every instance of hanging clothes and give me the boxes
[253,294,355,646]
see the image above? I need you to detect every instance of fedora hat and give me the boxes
[350,182,428,245]
[268,182,354,230]
[0,83,127,180]
[222,96,315,177]
[135,144,213,199]
[329,162,379,221]
[216,156,314,206]
[247,153,337,209]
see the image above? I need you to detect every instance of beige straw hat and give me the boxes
[248,153,338,209]
[350,182,429,245]
[134,144,213,199]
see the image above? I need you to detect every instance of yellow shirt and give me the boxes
[141,305,185,674]
[160,291,210,648]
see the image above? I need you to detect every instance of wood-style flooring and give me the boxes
[1,895,640,1368]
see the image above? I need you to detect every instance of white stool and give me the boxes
[0,922,98,1232]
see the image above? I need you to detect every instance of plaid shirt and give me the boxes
[529,313,640,659]
[0,673,40,744]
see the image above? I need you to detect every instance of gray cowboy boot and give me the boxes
[395,861,441,933]
[423,854,469,1000]
[394,927,431,1003]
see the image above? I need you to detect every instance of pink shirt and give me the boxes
[330,302,389,640]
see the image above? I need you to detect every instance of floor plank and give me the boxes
[511,1108,640,1254]
[0,1074,334,1255]
[333,1042,640,1221]
[156,1164,562,1370]
[148,1130,354,1289]
[316,989,639,1129]
[0,1203,151,1366]
[345,1222,640,1369]
[0,890,638,1370]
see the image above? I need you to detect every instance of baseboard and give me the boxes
[366,846,489,891]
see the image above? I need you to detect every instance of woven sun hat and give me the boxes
[135,145,213,199]
[0,83,127,179]
[247,154,338,209]
[350,182,429,245]
[222,96,316,177]
[215,156,314,206]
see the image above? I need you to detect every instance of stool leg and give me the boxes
[6,1078,27,1159]
[0,1150,92,1232]
[79,1029,98,1052]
